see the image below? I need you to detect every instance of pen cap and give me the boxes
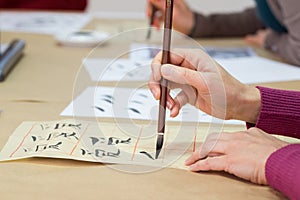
[0,39,25,81]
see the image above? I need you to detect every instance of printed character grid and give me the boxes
[1,120,208,170]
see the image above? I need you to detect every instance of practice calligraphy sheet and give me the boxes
[0,11,90,35]
[60,86,243,125]
[129,43,300,84]
[0,119,210,169]
[83,45,257,83]
[205,46,257,59]
[83,58,152,82]
[129,43,256,61]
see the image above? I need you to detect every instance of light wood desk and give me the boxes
[1,18,297,200]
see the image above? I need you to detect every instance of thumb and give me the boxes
[161,64,206,90]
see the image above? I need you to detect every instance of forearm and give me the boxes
[189,8,265,38]
[247,86,300,138]
[266,144,300,199]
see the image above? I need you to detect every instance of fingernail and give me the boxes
[184,159,190,165]
[189,164,196,171]
[161,65,172,76]
[167,101,172,109]
[167,101,174,109]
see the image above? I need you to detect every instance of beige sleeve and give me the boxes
[264,0,300,66]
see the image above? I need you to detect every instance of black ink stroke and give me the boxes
[138,93,148,98]
[90,137,105,145]
[49,142,62,150]
[54,123,82,130]
[128,108,141,115]
[57,132,79,140]
[117,64,125,69]
[134,62,142,67]
[101,98,113,104]
[32,136,37,142]
[95,106,105,112]
[139,151,154,160]
[131,100,143,105]
[95,149,121,158]
[90,137,100,145]
[103,94,114,100]
[108,137,131,145]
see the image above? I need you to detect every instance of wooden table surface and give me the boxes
[1,18,297,200]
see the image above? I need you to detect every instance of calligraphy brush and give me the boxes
[155,0,174,159]
[146,3,158,40]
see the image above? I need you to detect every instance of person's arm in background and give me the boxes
[146,0,195,35]
[263,0,300,66]
[0,0,87,11]
[189,7,265,37]
[146,0,265,37]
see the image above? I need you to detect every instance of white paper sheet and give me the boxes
[83,45,256,83]
[84,55,300,84]
[128,43,300,84]
[216,57,300,84]
[83,58,152,82]
[129,43,257,61]
[0,11,91,35]
[60,86,243,125]
[85,44,300,84]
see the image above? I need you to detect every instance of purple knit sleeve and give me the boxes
[246,86,300,198]
[247,86,300,138]
[266,144,300,200]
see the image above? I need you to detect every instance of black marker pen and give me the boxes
[0,39,25,82]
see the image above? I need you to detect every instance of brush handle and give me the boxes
[158,0,174,133]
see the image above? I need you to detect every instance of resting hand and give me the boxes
[245,29,271,47]
[148,48,261,123]
[146,0,194,35]
[185,128,289,185]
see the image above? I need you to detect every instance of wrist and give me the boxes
[234,86,261,123]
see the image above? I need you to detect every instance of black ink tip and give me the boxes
[155,134,164,159]
[155,149,161,160]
